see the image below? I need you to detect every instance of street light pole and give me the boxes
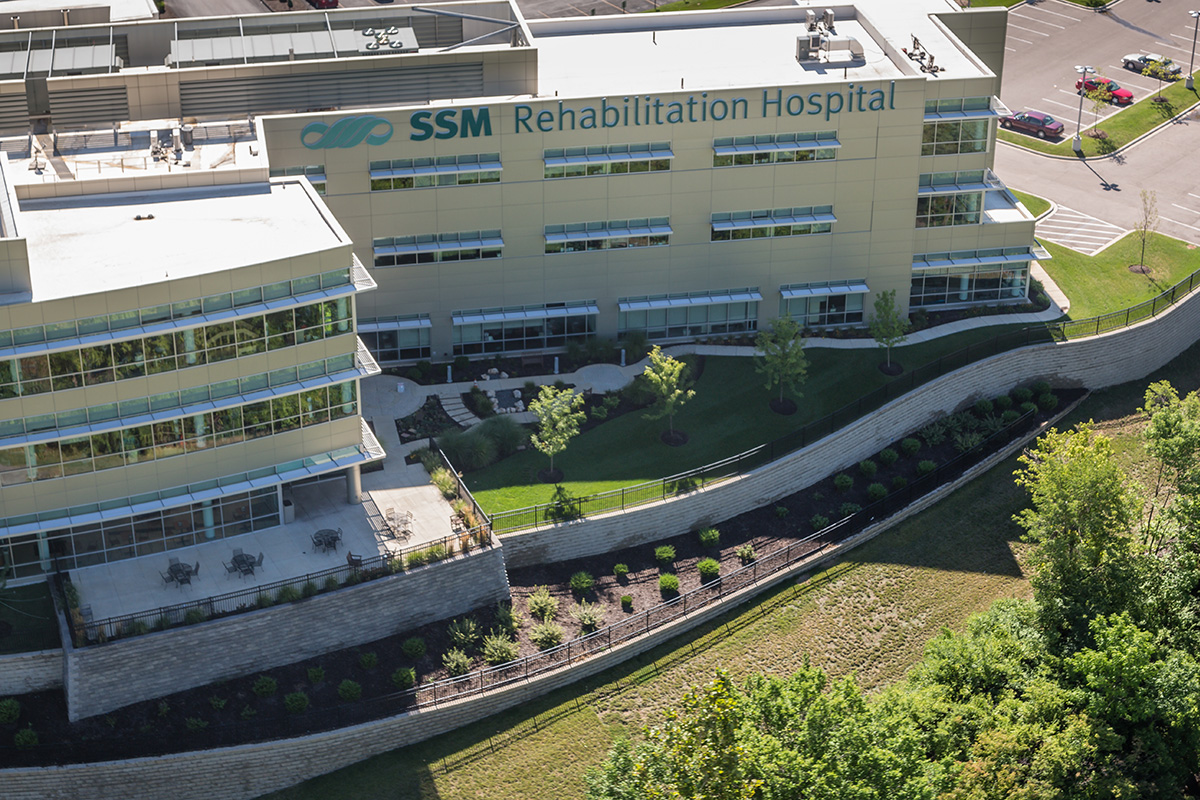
[1072,65,1095,154]
[1187,11,1199,91]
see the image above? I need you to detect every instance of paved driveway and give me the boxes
[1000,0,1199,140]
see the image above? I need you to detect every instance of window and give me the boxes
[910,249,1032,307]
[712,132,838,167]
[368,153,501,191]
[923,97,993,117]
[373,230,503,267]
[711,206,834,241]
[269,165,327,195]
[921,119,989,156]
[916,172,989,228]
[544,218,670,254]
[543,142,671,178]
[779,281,868,327]
[619,289,760,340]
[452,302,598,355]
[359,315,432,362]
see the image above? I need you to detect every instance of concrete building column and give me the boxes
[346,464,361,504]
[199,500,216,540]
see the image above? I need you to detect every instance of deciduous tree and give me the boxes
[642,346,695,436]
[528,385,585,480]
[870,290,910,370]
[754,316,808,408]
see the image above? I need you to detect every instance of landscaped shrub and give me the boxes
[530,621,565,650]
[659,574,680,594]
[13,727,37,749]
[1030,380,1050,395]
[401,637,427,660]
[276,585,301,604]
[387,557,405,574]
[655,545,676,565]
[358,652,379,670]
[917,460,937,476]
[867,483,887,502]
[307,667,325,685]
[1020,401,1038,415]
[949,411,980,432]
[900,437,922,457]
[0,699,19,724]
[240,705,257,721]
[613,563,629,579]
[974,398,993,416]
[208,696,226,710]
[284,692,310,715]
[838,502,862,518]
[621,595,633,611]
[698,527,721,547]
[338,679,363,701]
[920,420,948,446]
[464,386,495,418]
[697,558,720,582]
[1038,392,1059,411]
[494,602,522,636]
[774,505,789,518]
[527,585,559,621]
[477,415,527,456]
[323,576,340,592]
[251,675,277,698]
[878,448,899,467]
[994,394,1013,411]
[391,667,416,690]
[811,514,830,531]
[447,618,480,651]
[858,459,878,478]
[892,476,908,490]
[1002,408,1021,424]
[569,600,605,633]
[429,467,458,500]
[736,544,757,564]
[980,416,1005,435]
[301,581,318,598]
[437,428,498,472]
[183,609,207,625]
[185,717,208,732]
[157,701,171,717]
[833,473,853,492]
[569,571,595,595]
[1012,387,1033,403]
[954,431,985,453]
[482,633,519,665]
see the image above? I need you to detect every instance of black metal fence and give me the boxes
[432,438,492,530]
[69,529,495,647]
[6,407,1044,767]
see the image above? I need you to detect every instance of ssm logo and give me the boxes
[410,108,493,141]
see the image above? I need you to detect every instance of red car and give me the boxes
[1075,76,1134,105]
[999,110,1064,139]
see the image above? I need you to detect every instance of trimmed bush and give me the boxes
[569,600,605,633]
[0,699,19,725]
[284,692,310,715]
[917,460,937,476]
[447,618,480,651]
[482,633,519,665]
[306,667,325,685]
[892,476,908,490]
[527,585,559,622]
[1012,387,1033,403]
[183,608,208,625]
[811,514,830,531]
[994,394,1013,411]
[1038,392,1059,411]
[621,595,633,611]
[697,558,720,582]
[337,679,363,701]
[613,563,629,579]
[401,637,426,660]
[1021,401,1039,415]
[900,437,922,457]
[1002,408,1021,424]
[878,448,899,467]
[659,574,680,594]
[839,502,862,518]
[569,571,595,595]
[774,505,789,518]
[251,675,277,698]
[858,459,878,478]
[833,473,853,492]
[495,602,522,637]
[391,667,416,690]
[655,545,676,565]
[736,544,757,564]
[185,718,208,732]
[1030,380,1050,395]
[867,483,887,502]
[698,527,721,547]
[530,621,565,650]
[974,398,994,416]
[358,652,379,670]
[276,585,301,604]
[13,727,37,749]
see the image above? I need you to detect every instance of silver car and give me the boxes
[1122,53,1182,76]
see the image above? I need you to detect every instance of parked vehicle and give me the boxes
[999,110,1065,139]
[1075,76,1134,105]
[1122,53,1182,76]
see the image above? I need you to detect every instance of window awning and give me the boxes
[369,161,501,179]
[357,318,433,333]
[453,305,600,325]
[912,244,1049,271]
[619,291,762,311]
[923,96,1010,121]
[712,212,836,231]
[713,138,840,155]
[374,237,503,255]
[545,149,672,165]
[780,282,869,299]
[545,224,671,242]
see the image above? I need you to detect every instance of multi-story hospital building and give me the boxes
[0,0,1038,577]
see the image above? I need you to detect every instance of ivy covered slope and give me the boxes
[586,379,1200,800]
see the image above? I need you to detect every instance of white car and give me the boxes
[1122,53,1182,76]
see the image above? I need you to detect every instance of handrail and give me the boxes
[489,262,1200,534]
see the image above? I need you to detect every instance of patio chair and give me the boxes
[346,551,363,570]
[161,571,175,586]
[255,552,264,568]
[176,572,190,587]
[224,561,239,578]
[193,562,200,578]
[168,556,180,566]
[233,548,243,557]
[311,533,322,552]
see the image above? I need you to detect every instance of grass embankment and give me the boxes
[1000,78,1200,157]
[0,583,58,654]
[1037,233,1200,321]
[266,337,1200,800]
[1011,189,1050,218]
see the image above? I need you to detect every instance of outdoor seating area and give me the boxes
[383,509,412,540]
[312,528,343,552]
[161,558,199,588]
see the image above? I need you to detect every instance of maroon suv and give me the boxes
[999,110,1065,139]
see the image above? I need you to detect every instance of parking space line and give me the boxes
[1032,7,1081,20]
[1172,33,1198,43]
[1152,41,1191,55]
[1170,203,1199,215]
[1008,24,1051,37]
[1041,98,1082,112]
[1161,216,1200,235]
[1188,193,1200,201]
[1006,47,1017,53]
[1010,11,1066,28]
[1009,36,1034,45]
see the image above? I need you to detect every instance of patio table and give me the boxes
[313,528,341,552]
[232,552,256,576]
[167,561,193,586]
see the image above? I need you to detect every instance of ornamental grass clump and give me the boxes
[494,602,523,637]
[527,585,559,621]
[443,648,473,677]
[447,618,480,652]
[569,600,606,633]
[482,633,519,665]
[736,544,757,564]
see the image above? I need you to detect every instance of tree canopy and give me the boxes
[528,384,585,477]
[869,290,910,369]
[642,346,696,435]
[754,316,808,405]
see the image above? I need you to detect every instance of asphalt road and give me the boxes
[1000,0,1200,140]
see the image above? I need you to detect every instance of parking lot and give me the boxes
[1000,0,1199,140]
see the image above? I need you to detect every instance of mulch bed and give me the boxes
[395,396,459,444]
[0,386,1077,767]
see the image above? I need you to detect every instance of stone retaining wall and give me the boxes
[0,649,62,695]
[502,291,1200,568]
[63,543,510,721]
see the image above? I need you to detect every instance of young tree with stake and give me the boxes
[755,316,808,413]
[870,290,911,373]
[529,385,585,482]
[643,346,696,441]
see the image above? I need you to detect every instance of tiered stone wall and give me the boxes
[63,543,510,721]
[0,650,62,695]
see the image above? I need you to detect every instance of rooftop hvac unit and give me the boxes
[822,35,864,60]
[823,8,835,30]
[805,9,816,31]
[797,33,822,62]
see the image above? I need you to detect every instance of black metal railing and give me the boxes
[4,406,1046,767]
[70,529,495,647]
[431,439,492,530]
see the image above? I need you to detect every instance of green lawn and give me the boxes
[999,78,1199,157]
[1011,189,1050,218]
[1037,232,1200,321]
[469,325,1028,512]
[0,582,59,654]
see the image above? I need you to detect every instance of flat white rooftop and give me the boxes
[17,180,343,302]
